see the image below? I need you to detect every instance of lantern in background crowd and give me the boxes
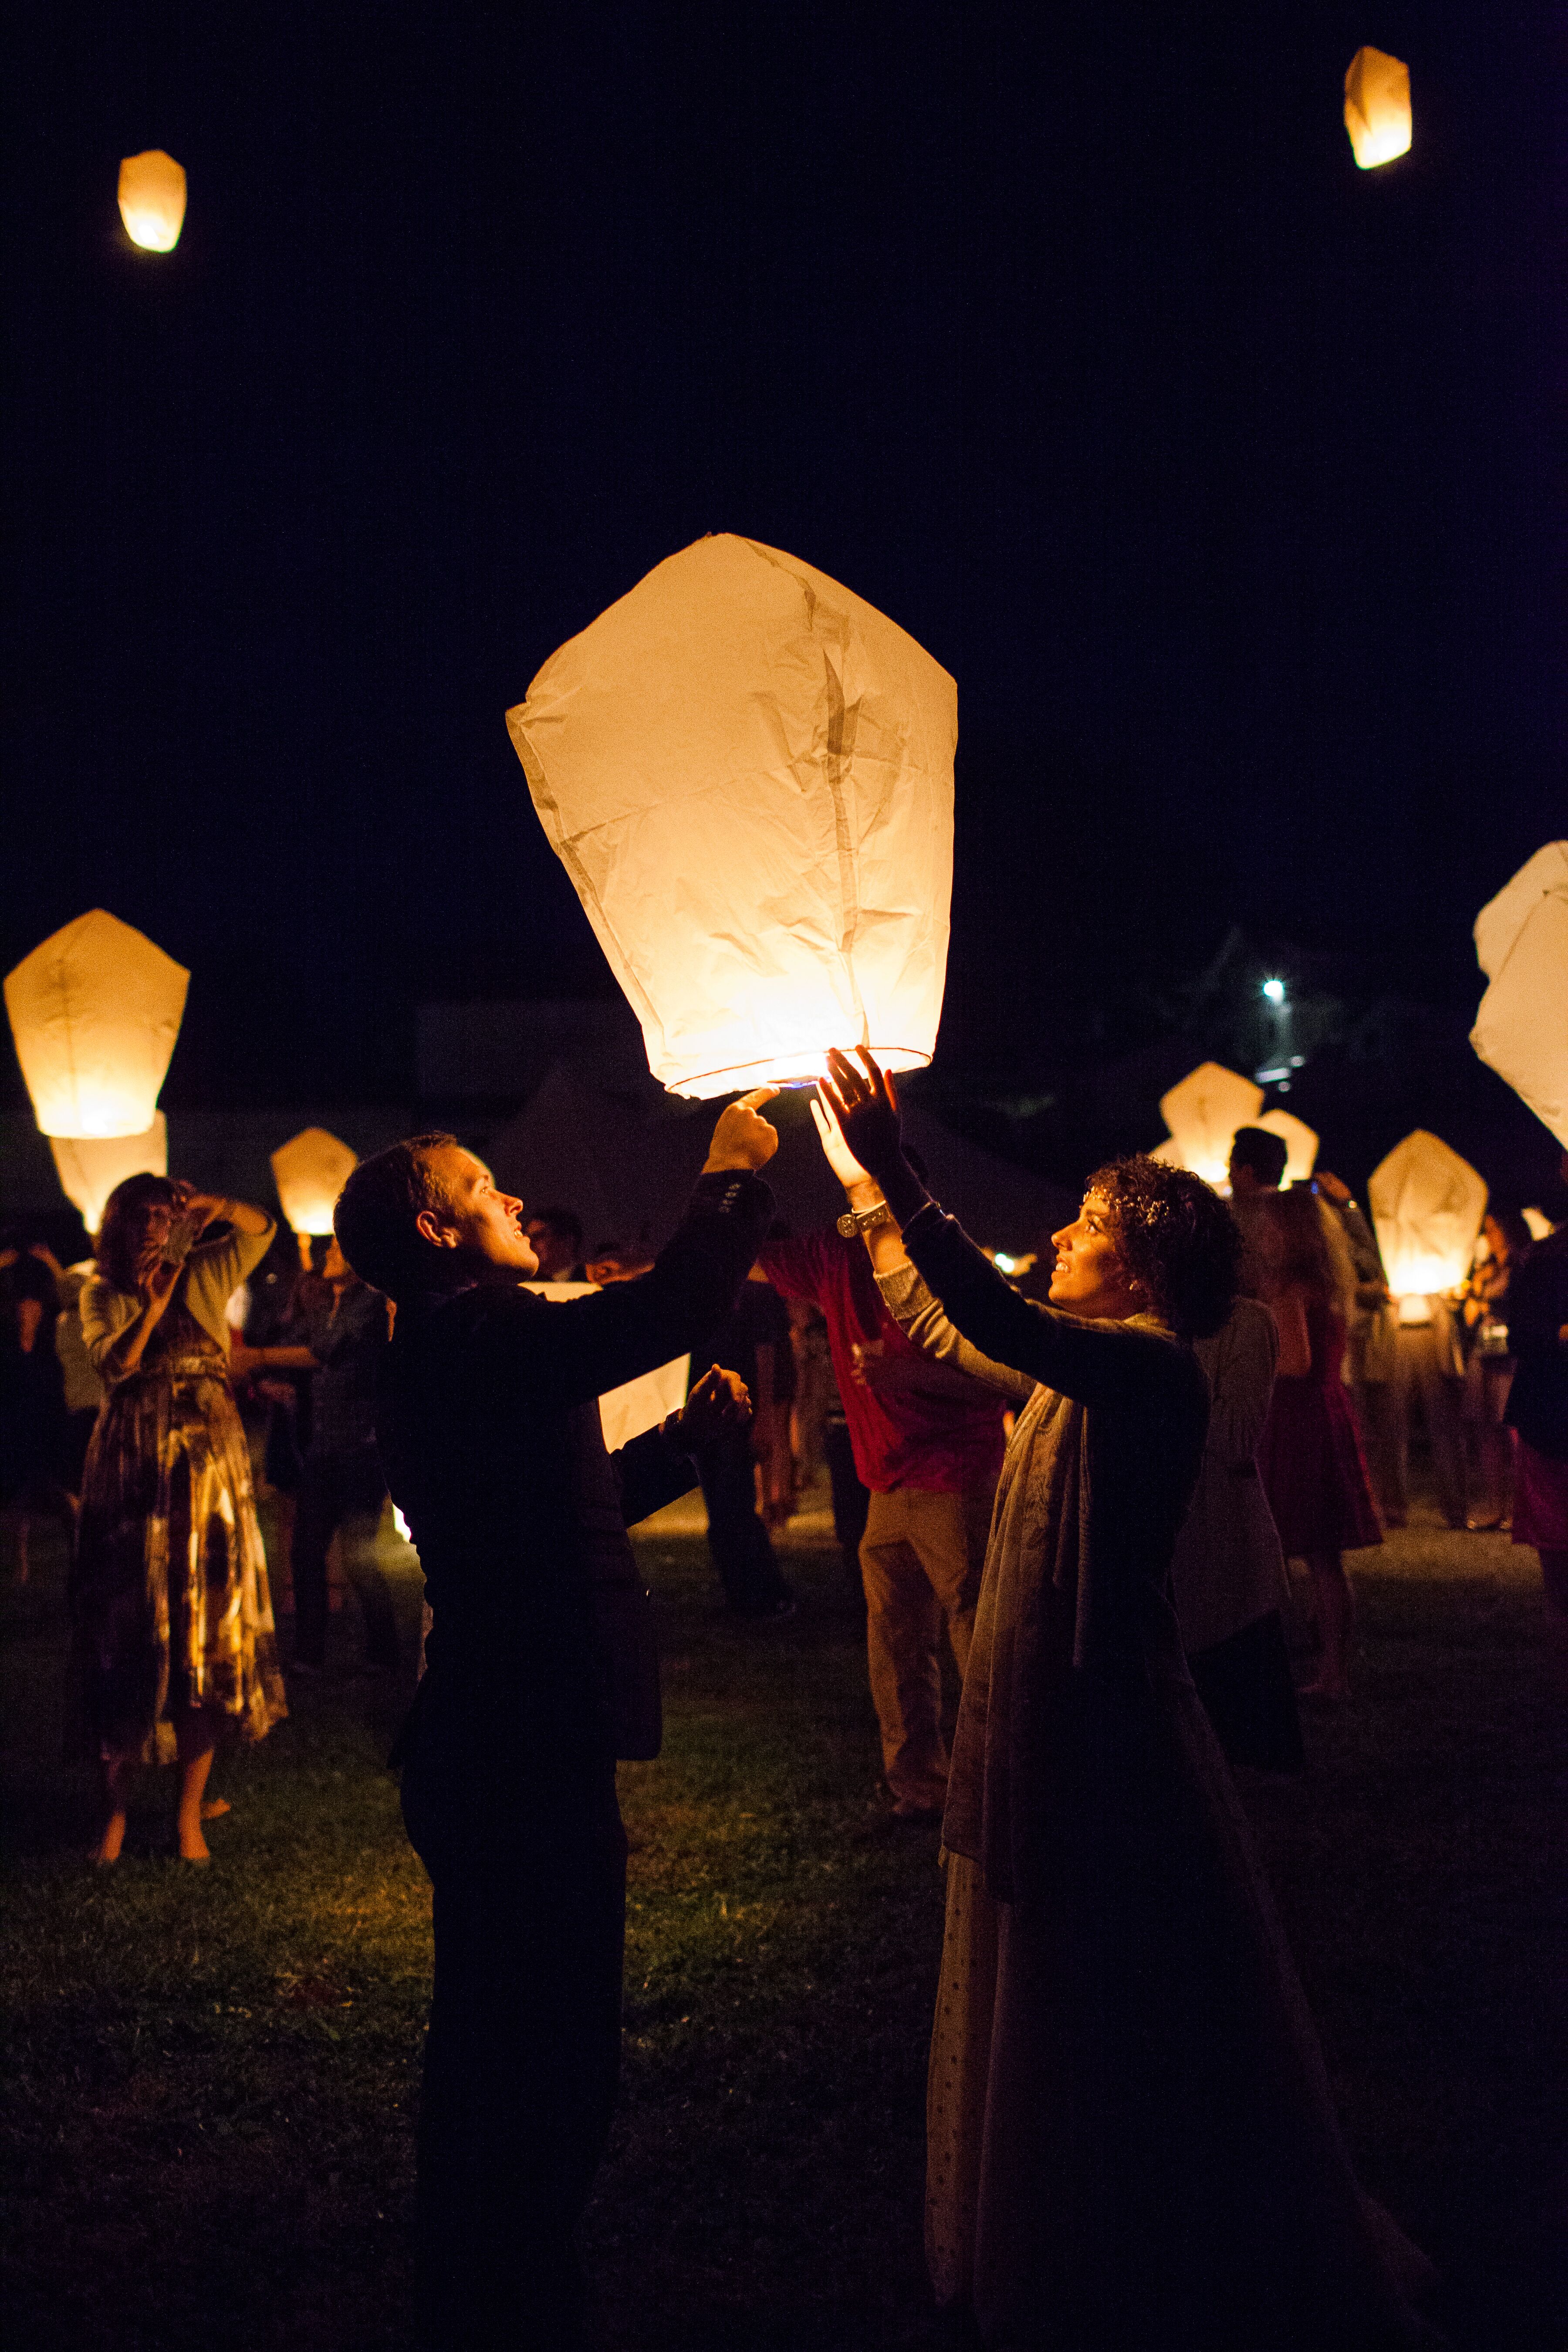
[507,534,955,1097]
[1151,1064,1263,1185]
[118,150,187,251]
[1367,1130,1487,1308]
[1470,841,1568,1149]
[1344,48,1411,169]
[50,1116,168,1236]
[1256,1108,1319,1183]
[271,1128,359,1236]
[4,910,189,1138]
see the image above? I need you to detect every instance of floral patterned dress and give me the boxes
[71,1294,286,1763]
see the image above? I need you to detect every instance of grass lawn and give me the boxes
[2,1489,1565,2350]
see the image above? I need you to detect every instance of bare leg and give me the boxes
[173,1707,221,1861]
[93,1755,138,1865]
[1539,1549,1568,1696]
[1299,1549,1356,1700]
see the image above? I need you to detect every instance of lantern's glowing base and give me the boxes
[669,1045,932,1101]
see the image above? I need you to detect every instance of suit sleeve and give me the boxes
[614,1424,700,1527]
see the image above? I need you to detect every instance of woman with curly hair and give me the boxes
[815,1050,1430,2352]
[74,1175,286,1864]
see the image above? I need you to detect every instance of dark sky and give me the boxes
[3,3,1561,1105]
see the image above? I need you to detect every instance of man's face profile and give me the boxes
[416,1146,540,1279]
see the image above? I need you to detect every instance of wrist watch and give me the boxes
[837,1200,891,1239]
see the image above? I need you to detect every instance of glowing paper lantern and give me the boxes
[1344,48,1411,170]
[4,909,189,1139]
[271,1128,359,1236]
[50,1115,168,1234]
[118,150,187,251]
[1256,1108,1319,1184]
[1367,1130,1487,1303]
[526,1281,690,1449]
[507,534,955,1098]
[1154,1063,1264,1185]
[1470,842,1568,1149]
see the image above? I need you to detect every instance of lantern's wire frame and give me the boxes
[675,1048,933,1099]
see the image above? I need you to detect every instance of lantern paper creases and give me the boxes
[1367,1130,1487,1302]
[506,534,956,1098]
[1344,48,1411,170]
[272,1129,359,1237]
[4,910,189,1139]
[118,150,187,251]
[1470,842,1568,1149]
[51,1116,168,1235]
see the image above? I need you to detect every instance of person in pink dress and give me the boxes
[1252,1187,1382,1700]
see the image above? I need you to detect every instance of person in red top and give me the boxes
[761,1142,1006,1817]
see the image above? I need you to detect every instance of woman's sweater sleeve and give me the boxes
[183,1217,277,1348]
[79,1280,138,1375]
[875,1261,1036,1403]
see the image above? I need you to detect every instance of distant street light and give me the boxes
[1344,47,1411,170]
[118,150,187,251]
[1261,977,1286,1005]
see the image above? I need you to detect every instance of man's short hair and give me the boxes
[333,1133,461,1300]
[529,1205,584,1250]
[1229,1127,1289,1188]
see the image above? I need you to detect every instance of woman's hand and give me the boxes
[810,1092,874,1193]
[672,1364,753,1449]
[820,1049,904,1186]
[703,1087,781,1173]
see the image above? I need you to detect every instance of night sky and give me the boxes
[3,4,1561,1109]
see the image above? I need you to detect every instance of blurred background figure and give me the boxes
[1502,1158,1568,1690]
[236,1234,399,1677]
[1314,1169,1402,1526]
[692,1259,797,1621]
[1459,1209,1531,1532]
[1225,1126,1288,1288]
[0,1232,69,1578]
[73,1179,284,1865]
[1391,1286,1469,1533]
[524,1206,586,1283]
[1251,1187,1382,1701]
[786,1294,834,1494]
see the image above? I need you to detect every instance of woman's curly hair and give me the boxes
[1086,1155,1241,1340]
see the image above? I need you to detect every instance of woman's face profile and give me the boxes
[1047,1192,1141,1321]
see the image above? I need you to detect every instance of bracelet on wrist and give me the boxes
[837,1200,892,1239]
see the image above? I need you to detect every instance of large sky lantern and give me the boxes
[50,1116,168,1237]
[1151,1062,1264,1186]
[271,1128,359,1237]
[506,533,955,1098]
[117,150,188,251]
[1368,1130,1488,1315]
[1343,47,1412,169]
[1470,841,1568,1149]
[3,909,189,1139]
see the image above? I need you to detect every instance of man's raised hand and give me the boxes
[703,1086,781,1173]
[674,1364,753,1449]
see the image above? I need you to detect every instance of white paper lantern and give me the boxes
[1344,47,1411,170]
[4,909,189,1139]
[1470,841,1568,1149]
[271,1128,359,1236]
[50,1115,168,1234]
[507,534,955,1098]
[525,1281,690,1449]
[1154,1063,1264,1185]
[118,150,187,251]
[1367,1129,1487,1301]
[1256,1108,1319,1184]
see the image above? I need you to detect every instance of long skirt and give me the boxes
[71,1365,286,1762]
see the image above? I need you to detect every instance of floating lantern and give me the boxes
[4,909,189,1139]
[507,534,955,1098]
[1256,1108,1319,1184]
[1367,1130,1487,1305]
[50,1115,168,1235]
[1470,841,1568,1149]
[1153,1063,1264,1185]
[271,1128,359,1236]
[1344,47,1411,170]
[118,149,187,251]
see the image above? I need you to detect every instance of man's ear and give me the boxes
[414,1206,457,1251]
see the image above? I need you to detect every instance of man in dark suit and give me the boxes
[334,1092,778,2351]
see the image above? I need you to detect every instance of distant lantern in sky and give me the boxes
[51,1116,168,1236]
[1151,1062,1264,1186]
[4,910,189,1139]
[1367,1129,1487,1306]
[506,534,955,1098]
[271,1128,359,1237]
[1470,841,1568,1149]
[1343,47,1411,169]
[118,149,187,251]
